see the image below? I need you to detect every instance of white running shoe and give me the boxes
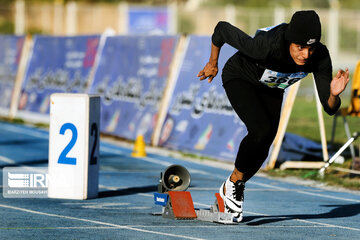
[219,176,245,222]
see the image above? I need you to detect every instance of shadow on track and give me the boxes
[0,159,48,168]
[244,203,360,225]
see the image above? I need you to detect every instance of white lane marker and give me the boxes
[296,190,360,203]
[249,181,360,203]
[141,193,360,232]
[0,225,346,230]
[244,210,360,232]
[0,155,16,164]
[102,144,360,204]
[0,124,48,139]
[0,203,204,240]
[100,146,209,175]
[188,187,325,192]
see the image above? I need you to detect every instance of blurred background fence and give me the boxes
[0,1,359,62]
[0,1,359,87]
[0,0,359,136]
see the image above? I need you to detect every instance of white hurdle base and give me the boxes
[48,93,100,200]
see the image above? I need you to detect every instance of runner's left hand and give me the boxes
[330,68,349,97]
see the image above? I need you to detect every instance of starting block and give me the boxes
[155,191,197,219]
[195,193,236,224]
[154,191,237,224]
[153,165,238,224]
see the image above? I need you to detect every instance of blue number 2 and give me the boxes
[58,123,78,165]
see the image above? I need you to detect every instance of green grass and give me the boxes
[285,74,358,144]
[287,96,359,143]
[269,78,360,190]
[265,162,360,191]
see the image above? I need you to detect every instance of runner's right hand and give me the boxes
[197,61,218,83]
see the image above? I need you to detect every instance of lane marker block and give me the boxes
[48,93,100,200]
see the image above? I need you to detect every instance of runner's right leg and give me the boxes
[220,79,284,220]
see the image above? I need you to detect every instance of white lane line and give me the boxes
[0,226,120,230]
[248,181,286,190]
[102,144,360,204]
[202,203,360,232]
[0,225,345,230]
[100,146,210,175]
[188,187,326,192]
[141,193,360,232]
[0,156,46,171]
[245,210,360,232]
[295,218,360,231]
[249,181,360,203]
[0,155,16,164]
[0,124,48,139]
[296,190,360,203]
[100,146,129,155]
[119,225,333,228]
[0,204,204,240]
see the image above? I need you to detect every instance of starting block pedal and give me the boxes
[195,209,236,225]
[152,165,238,224]
[196,193,237,224]
[155,191,197,219]
[213,192,225,212]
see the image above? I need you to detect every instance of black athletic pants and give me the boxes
[223,79,284,182]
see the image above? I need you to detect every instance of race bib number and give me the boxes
[255,23,285,35]
[259,69,308,89]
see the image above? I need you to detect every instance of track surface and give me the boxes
[0,121,360,240]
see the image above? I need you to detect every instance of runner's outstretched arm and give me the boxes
[197,43,220,83]
[328,68,349,109]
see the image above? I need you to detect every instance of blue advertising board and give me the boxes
[157,35,247,162]
[17,35,100,121]
[89,35,178,142]
[0,35,25,116]
[128,7,170,34]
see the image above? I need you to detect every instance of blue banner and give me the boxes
[18,35,100,118]
[157,36,247,162]
[89,35,178,142]
[0,35,25,115]
[128,7,170,34]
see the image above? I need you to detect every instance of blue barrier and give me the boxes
[157,36,247,162]
[128,7,170,34]
[17,35,100,120]
[0,35,25,116]
[1,34,285,167]
[88,35,179,142]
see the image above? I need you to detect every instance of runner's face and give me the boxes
[289,43,316,65]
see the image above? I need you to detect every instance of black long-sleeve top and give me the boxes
[211,21,340,115]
